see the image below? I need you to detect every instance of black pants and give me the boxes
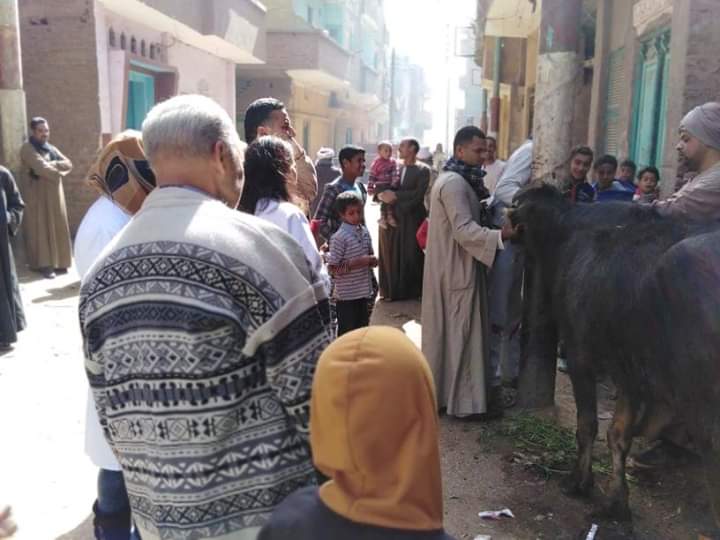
[336,298,370,336]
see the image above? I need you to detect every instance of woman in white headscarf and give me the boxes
[75,130,156,540]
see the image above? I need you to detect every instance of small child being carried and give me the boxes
[368,141,400,229]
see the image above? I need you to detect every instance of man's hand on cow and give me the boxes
[501,220,522,241]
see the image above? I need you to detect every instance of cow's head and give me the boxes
[507,182,570,255]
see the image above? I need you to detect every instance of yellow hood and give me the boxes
[311,326,444,530]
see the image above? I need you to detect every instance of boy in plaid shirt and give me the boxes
[326,192,377,336]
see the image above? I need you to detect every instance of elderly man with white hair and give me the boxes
[79,95,332,540]
[655,101,720,220]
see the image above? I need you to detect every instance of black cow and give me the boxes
[640,231,720,527]
[509,184,719,525]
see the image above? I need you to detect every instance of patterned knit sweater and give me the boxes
[79,187,333,540]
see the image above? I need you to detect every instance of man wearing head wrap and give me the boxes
[630,103,720,471]
[74,130,156,540]
[655,102,720,220]
[258,326,456,540]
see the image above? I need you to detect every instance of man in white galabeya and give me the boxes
[79,95,333,540]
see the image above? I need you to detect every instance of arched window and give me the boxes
[141,40,146,57]
[108,28,116,47]
[149,44,156,60]
[120,33,126,50]
[130,36,137,54]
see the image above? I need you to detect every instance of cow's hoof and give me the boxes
[590,500,633,522]
[561,475,593,498]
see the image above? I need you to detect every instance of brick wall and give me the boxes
[19,0,101,234]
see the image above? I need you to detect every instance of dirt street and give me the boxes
[0,201,715,539]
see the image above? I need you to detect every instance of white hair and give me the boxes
[141,94,241,163]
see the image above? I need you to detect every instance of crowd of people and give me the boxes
[1,94,719,539]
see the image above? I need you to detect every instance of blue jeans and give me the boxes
[94,469,140,540]
[487,241,524,387]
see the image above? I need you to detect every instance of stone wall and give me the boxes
[19,0,101,234]
[661,0,720,195]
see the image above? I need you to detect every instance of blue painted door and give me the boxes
[631,30,671,168]
[635,57,659,167]
[126,71,155,130]
[655,51,671,166]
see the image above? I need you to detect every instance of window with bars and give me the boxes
[603,48,625,156]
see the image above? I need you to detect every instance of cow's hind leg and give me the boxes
[704,449,720,529]
[599,389,636,521]
[564,362,597,497]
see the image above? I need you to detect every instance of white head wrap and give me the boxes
[680,102,720,150]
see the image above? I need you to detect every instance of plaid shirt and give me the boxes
[311,177,367,242]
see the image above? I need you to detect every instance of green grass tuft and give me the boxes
[495,413,629,482]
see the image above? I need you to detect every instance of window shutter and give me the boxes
[603,48,625,156]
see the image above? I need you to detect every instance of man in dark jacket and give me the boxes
[0,165,25,351]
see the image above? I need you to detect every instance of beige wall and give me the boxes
[169,40,236,120]
[19,0,102,234]
[289,84,335,156]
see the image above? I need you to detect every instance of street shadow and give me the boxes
[16,264,48,285]
[32,280,81,304]
[55,513,93,540]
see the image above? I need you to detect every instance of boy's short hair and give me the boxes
[334,191,364,215]
[377,140,392,151]
[620,159,637,173]
[594,154,618,170]
[339,145,365,169]
[569,145,594,162]
[637,166,660,183]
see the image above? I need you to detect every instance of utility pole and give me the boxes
[489,36,502,137]
[530,0,583,186]
[388,48,395,141]
[518,0,583,410]
[0,0,27,171]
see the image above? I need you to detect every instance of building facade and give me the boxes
[475,0,720,189]
[455,36,485,135]
[237,0,391,156]
[391,55,431,143]
[19,0,266,232]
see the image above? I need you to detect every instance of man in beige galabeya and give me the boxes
[20,117,73,279]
